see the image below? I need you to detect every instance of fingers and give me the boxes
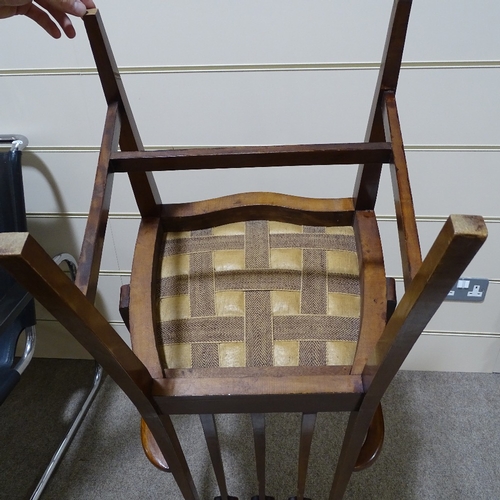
[0,0,32,6]
[36,0,97,37]
[50,0,85,16]
[78,0,97,12]
[36,0,84,37]
[21,2,63,38]
[0,7,17,19]
[2,0,96,38]
[44,0,95,17]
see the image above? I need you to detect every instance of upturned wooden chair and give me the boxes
[0,2,488,499]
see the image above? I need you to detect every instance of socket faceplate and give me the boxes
[446,278,489,303]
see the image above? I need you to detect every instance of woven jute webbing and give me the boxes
[156,221,360,368]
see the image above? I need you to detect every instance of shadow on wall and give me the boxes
[16,151,117,355]
[22,152,82,260]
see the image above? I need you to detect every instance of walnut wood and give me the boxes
[75,102,119,302]
[83,9,127,108]
[363,214,487,397]
[329,214,487,499]
[83,9,161,217]
[353,403,384,471]
[328,407,379,499]
[129,217,164,379]
[352,281,395,472]
[163,365,350,378]
[382,91,422,286]
[119,284,130,330]
[0,233,150,397]
[0,233,199,500]
[157,370,361,396]
[199,414,233,500]
[157,413,201,499]
[251,413,267,500]
[377,0,413,92]
[386,277,397,321]
[109,143,392,172]
[296,413,317,500]
[161,193,355,232]
[354,0,413,210]
[140,418,170,472]
[152,372,363,414]
[350,211,387,375]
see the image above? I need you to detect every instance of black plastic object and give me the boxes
[0,150,36,404]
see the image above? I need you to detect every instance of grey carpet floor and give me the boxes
[0,359,499,500]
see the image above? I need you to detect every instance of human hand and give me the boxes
[0,0,96,38]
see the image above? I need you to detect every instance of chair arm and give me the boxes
[363,214,487,396]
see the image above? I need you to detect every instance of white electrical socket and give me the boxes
[447,278,488,302]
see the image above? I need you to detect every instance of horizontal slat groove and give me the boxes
[12,144,500,153]
[2,60,499,77]
[25,212,500,224]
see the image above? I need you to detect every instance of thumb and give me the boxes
[44,0,87,16]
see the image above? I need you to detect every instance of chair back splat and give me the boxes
[0,2,488,499]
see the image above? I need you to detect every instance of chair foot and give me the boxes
[354,403,385,471]
[214,497,238,500]
[140,418,170,472]
[251,497,274,500]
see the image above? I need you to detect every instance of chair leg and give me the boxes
[149,414,201,500]
[141,419,170,471]
[199,414,238,500]
[250,414,275,500]
[328,407,377,500]
[354,403,384,471]
[288,413,316,500]
[119,284,130,330]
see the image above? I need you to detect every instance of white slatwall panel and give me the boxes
[3,1,499,67]
[3,68,500,147]
[1,1,499,371]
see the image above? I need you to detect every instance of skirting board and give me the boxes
[401,333,500,373]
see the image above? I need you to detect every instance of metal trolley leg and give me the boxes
[30,362,104,500]
[29,253,105,499]
[1,138,105,497]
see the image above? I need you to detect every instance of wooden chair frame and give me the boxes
[0,2,487,499]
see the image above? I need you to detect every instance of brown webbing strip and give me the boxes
[301,249,328,315]
[246,220,270,269]
[246,291,273,367]
[189,252,215,317]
